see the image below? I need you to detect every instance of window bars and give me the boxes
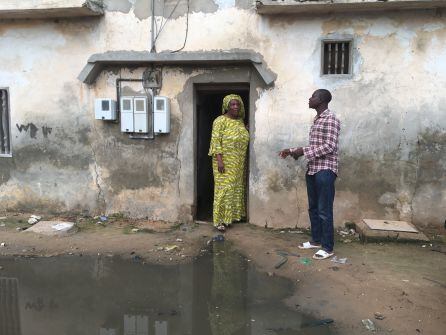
[322,41,351,75]
[0,89,11,155]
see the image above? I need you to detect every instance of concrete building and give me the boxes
[0,0,445,229]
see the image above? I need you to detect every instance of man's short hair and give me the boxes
[316,89,332,104]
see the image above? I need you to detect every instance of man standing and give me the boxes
[279,89,341,260]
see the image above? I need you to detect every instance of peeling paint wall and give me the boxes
[0,2,445,228]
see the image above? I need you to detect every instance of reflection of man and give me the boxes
[280,89,341,260]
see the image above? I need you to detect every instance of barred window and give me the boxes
[322,40,352,75]
[0,89,11,156]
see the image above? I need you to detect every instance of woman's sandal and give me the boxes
[312,249,334,260]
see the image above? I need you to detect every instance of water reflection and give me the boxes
[0,243,332,335]
[0,277,21,335]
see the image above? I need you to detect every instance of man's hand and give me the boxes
[279,149,291,159]
[216,154,225,173]
[280,148,304,160]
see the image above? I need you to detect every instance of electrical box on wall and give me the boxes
[134,97,148,133]
[120,96,148,133]
[120,97,134,132]
[153,96,170,134]
[95,98,116,120]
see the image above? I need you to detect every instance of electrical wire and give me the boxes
[171,0,189,53]
[154,0,182,41]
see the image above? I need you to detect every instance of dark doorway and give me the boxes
[195,84,250,222]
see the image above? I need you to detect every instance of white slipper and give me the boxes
[313,249,334,260]
[298,241,321,249]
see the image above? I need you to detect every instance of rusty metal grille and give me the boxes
[0,277,21,335]
[322,41,351,75]
[0,89,11,155]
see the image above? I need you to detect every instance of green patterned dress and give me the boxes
[209,115,249,226]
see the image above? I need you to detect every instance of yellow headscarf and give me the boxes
[222,94,245,119]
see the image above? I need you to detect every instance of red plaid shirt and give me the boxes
[291,109,341,175]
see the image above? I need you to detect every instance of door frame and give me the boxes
[194,83,250,222]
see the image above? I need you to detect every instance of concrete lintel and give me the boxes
[78,50,276,86]
[256,0,446,14]
[0,0,104,19]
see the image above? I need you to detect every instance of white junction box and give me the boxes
[154,96,170,134]
[95,98,116,120]
[133,97,148,133]
[120,96,148,133]
[120,97,134,132]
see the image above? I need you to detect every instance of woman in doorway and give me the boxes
[209,94,249,232]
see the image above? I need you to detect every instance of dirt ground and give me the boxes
[0,213,445,335]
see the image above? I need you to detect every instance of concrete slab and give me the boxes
[357,220,429,242]
[25,221,77,236]
[363,219,419,233]
[256,0,446,15]
[78,50,277,86]
[0,0,104,20]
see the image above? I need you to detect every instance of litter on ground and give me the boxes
[362,319,376,331]
[331,256,347,264]
[164,245,179,251]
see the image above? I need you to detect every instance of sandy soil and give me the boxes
[0,214,445,335]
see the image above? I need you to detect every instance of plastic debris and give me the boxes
[274,256,288,269]
[299,257,312,266]
[0,242,6,247]
[374,312,385,320]
[164,245,179,251]
[212,235,225,242]
[131,228,140,233]
[99,215,108,222]
[362,319,376,331]
[28,215,41,225]
[176,238,183,242]
[331,256,347,264]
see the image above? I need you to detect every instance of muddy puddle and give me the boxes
[0,242,333,335]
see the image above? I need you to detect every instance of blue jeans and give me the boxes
[306,170,337,252]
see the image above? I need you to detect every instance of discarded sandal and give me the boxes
[313,249,334,260]
[298,241,321,249]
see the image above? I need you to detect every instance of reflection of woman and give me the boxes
[208,242,248,335]
[208,94,249,232]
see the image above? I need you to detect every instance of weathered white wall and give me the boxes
[0,1,445,228]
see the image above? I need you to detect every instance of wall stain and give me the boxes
[42,126,53,138]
